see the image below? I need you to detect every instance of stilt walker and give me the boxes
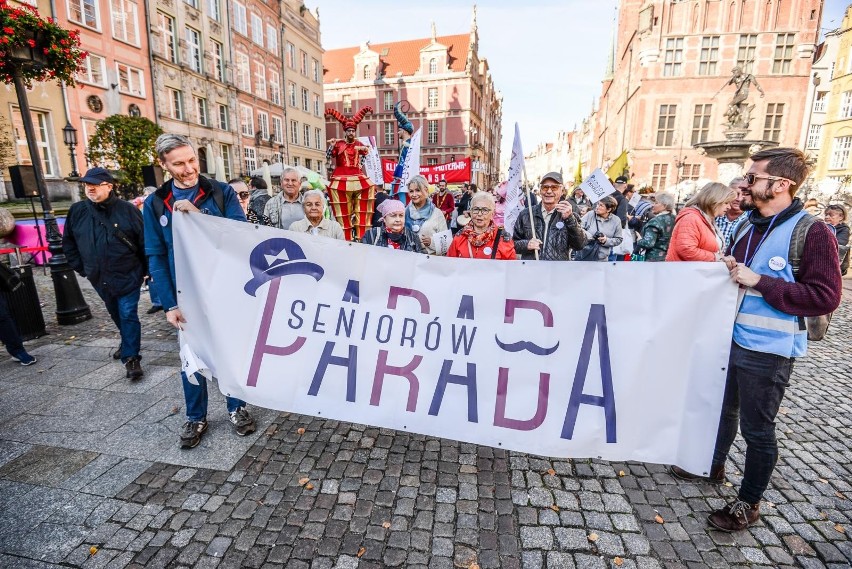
[325,106,374,240]
[391,103,414,204]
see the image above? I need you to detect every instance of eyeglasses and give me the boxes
[470,207,493,215]
[540,184,562,192]
[743,173,796,186]
[237,191,250,199]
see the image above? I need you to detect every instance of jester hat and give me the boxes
[325,106,373,131]
[393,103,414,134]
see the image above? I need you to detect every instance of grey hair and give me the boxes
[728,176,744,189]
[407,175,429,194]
[155,134,194,160]
[302,189,325,204]
[655,192,675,211]
[470,192,496,209]
[281,167,298,178]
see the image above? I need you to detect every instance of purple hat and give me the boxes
[377,199,405,218]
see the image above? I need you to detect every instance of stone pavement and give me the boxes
[0,271,849,569]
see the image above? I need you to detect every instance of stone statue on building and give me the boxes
[714,66,765,131]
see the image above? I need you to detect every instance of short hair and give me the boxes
[281,167,299,179]
[249,176,267,190]
[228,178,244,185]
[728,176,744,189]
[437,179,448,186]
[155,133,194,161]
[749,147,810,191]
[685,182,737,217]
[825,203,848,222]
[469,183,478,193]
[655,192,675,211]
[407,175,429,194]
[470,192,495,210]
[302,189,325,203]
[599,195,617,211]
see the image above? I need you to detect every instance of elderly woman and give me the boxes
[405,175,448,254]
[634,192,676,261]
[666,182,736,262]
[362,199,424,252]
[232,178,271,225]
[579,195,622,261]
[447,192,516,259]
[824,204,850,275]
[289,189,345,239]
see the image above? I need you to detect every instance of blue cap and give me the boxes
[79,167,116,185]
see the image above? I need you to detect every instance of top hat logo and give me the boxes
[244,238,324,296]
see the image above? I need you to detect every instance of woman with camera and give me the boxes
[579,196,623,261]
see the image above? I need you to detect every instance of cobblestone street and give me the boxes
[0,272,849,569]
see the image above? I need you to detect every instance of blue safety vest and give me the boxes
[732,210,808,358]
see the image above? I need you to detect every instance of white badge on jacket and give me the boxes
[768,256,786,271]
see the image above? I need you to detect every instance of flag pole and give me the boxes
[521,164,539,260]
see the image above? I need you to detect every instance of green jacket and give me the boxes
[635,212,675,262]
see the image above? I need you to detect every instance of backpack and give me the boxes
[731,213,832,341]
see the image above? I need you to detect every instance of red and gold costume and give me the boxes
[325,106,374,240]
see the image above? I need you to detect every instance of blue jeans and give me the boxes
[96,287,141,362]
[0,293,25,357]
[181,371,245,421]
[712,342,793,504]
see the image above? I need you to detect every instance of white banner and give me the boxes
[400,129,422,190]
[357,136,383,187]
[581,168,617,204]
[174,213,737,474]
[503,123,526,236]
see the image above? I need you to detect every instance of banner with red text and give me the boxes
[382,157,472,184]
[174,213,736,474]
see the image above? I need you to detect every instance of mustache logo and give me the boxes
[494,336,560,356]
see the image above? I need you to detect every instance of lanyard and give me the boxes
[743,215,778,267]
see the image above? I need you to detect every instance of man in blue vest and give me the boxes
[144,134,257,449]
[670,148,842,531]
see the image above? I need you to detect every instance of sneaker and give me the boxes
[180,420,208,449]
[670,464,725,484]
[112,346,121,360]
[146,305,163,314]
[11,351,37,366]
[125,357,144,380]
[708,499,760,532]
[229,407,256,436]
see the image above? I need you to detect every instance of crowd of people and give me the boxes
[0,135,847,536]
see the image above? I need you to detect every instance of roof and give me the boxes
[323,34,471,83]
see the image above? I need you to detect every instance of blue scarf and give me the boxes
[405,200,435,231]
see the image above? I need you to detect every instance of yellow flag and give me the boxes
[574,157,583,185]
[606,151,629,181]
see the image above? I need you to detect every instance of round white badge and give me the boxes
[412,224,421,232]
[483,246,493,256]
[556,221,565,229]
[768,256,787,271]
[159,215,168,227]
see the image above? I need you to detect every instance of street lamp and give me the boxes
[9,43,91,325]
[62,122,80,178]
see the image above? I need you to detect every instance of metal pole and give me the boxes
[13,73,91,325]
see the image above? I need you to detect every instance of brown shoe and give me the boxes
[670,464,725,484]
[708,500,760,532]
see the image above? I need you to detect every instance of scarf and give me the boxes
[384,227,407,244]
[746,198,804,232]
[460,223,498,248]
[405,200,435,231]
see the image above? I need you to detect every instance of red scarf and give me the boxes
[460,223,498,248]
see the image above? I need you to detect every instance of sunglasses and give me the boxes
[743,173,795,186]
[237,191,250,199]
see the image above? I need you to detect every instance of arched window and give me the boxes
[363,65,372,80]
[429,58,437,73]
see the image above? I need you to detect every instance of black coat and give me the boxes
[512,203,587,261]
[361,226,424,252]
[62,195,146,296]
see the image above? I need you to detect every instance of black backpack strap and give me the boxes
[491,228,503,259]
[788,213,819,278]
[211,185,225,216]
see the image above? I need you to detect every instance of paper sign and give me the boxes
[431,229,453,256]
[180,340,210,385]
[628,191,642,208]
[580,168,617,204]
[357,136,383,186]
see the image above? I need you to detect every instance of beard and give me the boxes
[740,184,775,211]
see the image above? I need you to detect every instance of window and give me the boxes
[293,157,300,167]
[218,103,229,130]
[183,0,197,9]
[305,158,311,171]
[79,53,106,86]
[253,62,266,99]
[81,118,98,151]
[233,1,246,35]
[68,0,98,28]
[806,125,822,150]
[428,87,438,108]
[737,34,757,74]
[212,40,224,81]
[288,82,296,107]
[651,163,668,190]
[244,146,256,172]
[429,57,437,74]
[303,124,311,148]
[250,13,262,45]
[691,104,711,145]
[240,104,254,136]
[167,88,183,120]
[841,91,852,118]
[698,36,719,75]
[830,136,852,170]
[221,144,232,178]
[111,0,138,44]
[681,164,701,181]
[185,27,202,72]
[269,69,281,105]
[272,116,283,143]
[427,120,438,144]
[286,43,296,68]
[11,108,56,177]
[266,24,277,53]
[158,13,176,63]
[383,91,394,111]
[312,58,320,82]
[772,33,795,74]
[362,64,371,80]
[656,104,676,147]
[663,37,683,77]
[290,120,299,145]
[343,95,352,114]
[207,0,220,21]
[195,97,207,126]
[762,103,784,142]
[383,121,395,146]
[116,63,144,96]
[299,51,308,76]
[315,127,322,150]
[313,93,320,116]
[235,52,250,92]
[813,91,827,113]
[257,111,269,141]
[301,88,309,111]
[426,158,438,166]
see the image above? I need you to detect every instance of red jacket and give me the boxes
[666,206,720,262]
[447,233,517,260]
[432,191,455,222]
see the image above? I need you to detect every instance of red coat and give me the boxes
[666,206,720,262]
[432,191,455,222]
[447,233,517,260]
[329,140,369,177]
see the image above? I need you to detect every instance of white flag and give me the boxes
[581,168,617,203]
[357,136,383,186]
[399,128,422,189]
[503,123,526,235]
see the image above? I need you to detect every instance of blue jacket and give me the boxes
[143,175,245,310]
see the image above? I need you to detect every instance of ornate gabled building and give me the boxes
[322,8,502,188]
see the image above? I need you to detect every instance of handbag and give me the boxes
[0,262,22,293]
[575,217,602,261]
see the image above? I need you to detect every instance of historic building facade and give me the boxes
[323,11,502,188]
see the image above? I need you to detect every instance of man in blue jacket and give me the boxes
[63,167,145,379]
[144,134,256,449]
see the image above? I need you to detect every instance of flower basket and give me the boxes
[0,0,87,87]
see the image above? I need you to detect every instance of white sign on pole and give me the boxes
[581,168,617,204]
[628,191,642,208]
[503,123,526,236]
[174,213,738,475]
[357,136,383,187]
[399,129,422,189]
